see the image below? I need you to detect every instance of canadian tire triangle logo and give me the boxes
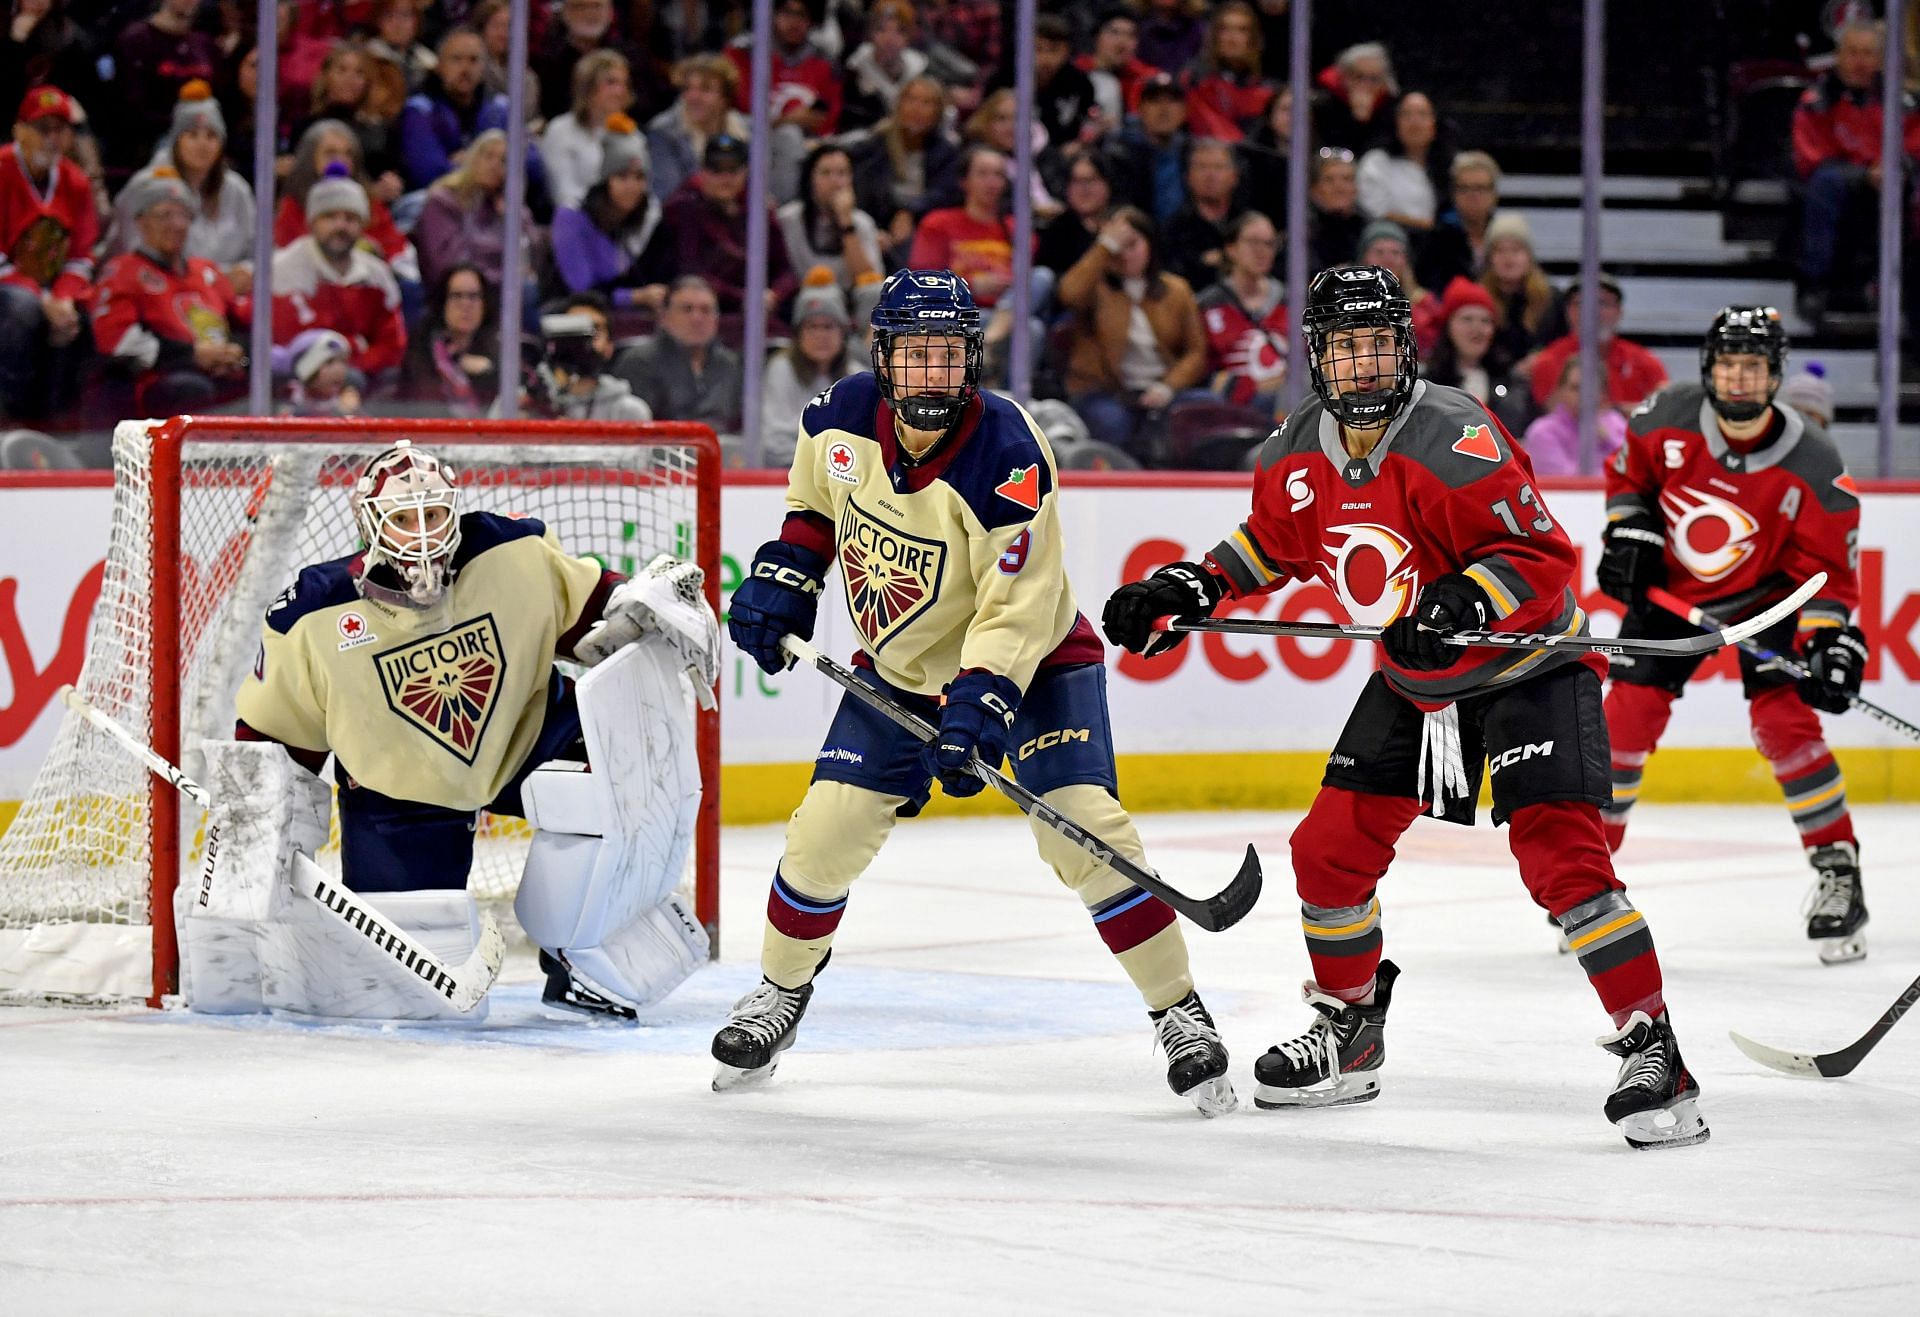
[996,463,1041,511]
[1452,423,1502,462]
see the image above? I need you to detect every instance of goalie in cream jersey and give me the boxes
[197,439,721,1023]
[714,269,1235,1113]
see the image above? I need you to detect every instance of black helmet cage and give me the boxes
[1701,305,1787,423]
[1305,302,1419,426]
[872,324,985,434]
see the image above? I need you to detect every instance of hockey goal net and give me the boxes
[0,416,721,1007]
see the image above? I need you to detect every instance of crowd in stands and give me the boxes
[0,1,1908,471]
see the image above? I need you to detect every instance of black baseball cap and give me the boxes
[1140,72,1183,102]
[704,134,749,171]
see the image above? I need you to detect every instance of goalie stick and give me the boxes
[1153,572,1828,659]
[1643,585,1920,743]
[1730,973,1920,1078]
[778,637,1263,932]
[57,685,504,1012]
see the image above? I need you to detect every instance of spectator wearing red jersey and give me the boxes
[1790,20,1920,324]
[1197,210,1288,412]
[93,168,246,415]
[107,0,217,171]
[1182,1,1271,143]
[1079,6,1154,128]
[907,144,1017,308]
[1528,273,1667,411]
[275,118,419,286]
[107,81,257,292]
[268,165,406,382]
[659,133,797,315]
[725,0,843,138]
[0,85,93,418]
[1314,41,1397,154]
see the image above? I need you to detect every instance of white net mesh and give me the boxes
[0,419,716,1005]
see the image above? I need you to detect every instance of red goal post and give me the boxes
[0,415,721,1008]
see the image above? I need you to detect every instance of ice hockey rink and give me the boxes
[4,802,1918,1315]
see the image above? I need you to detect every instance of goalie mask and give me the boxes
[1303,264,1419,428]
[352,440,462,608]
[1701,304,1787,424]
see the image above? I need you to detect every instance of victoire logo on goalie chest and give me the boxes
[373,615,507,765]
[838,498,946,649]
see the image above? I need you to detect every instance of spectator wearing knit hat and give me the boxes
[268,164,407,381]
[0,84,94,419]
[547,113,670,309]
[274,119,416,281]
[92,166,248,416]
[1527,274,1666,411]
[1422,276,1533,435]
[414,128,537,295]
[1776,365,1835,429]
[1478,211,1564,382]
[1357,219,1441,358]
[759,271,864,466]
[540,48,636,212]
[108,81,257,288]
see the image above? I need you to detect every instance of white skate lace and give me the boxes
[1154,1003,1222,1064]
[724,981,805,1046]
[1614,1032,1669,1093]
[1804,872,1858,923]
[1271,1013,1336,1072]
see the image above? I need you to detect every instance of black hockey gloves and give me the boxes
[1102,561,1227,658]
[728,540,826,674]
[1596,512,1667,606]
[927,670,1020,797]
[1383,573,1489,671]
[1799,625,1869,714]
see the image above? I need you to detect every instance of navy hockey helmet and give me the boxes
[870,268,985,435]
[1303,264,1419,427]
[1701,304,1787,423]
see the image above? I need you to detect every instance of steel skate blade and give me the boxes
[1184,1075,1238,1117]
[1252,1074,1380,1110]
[1815,931,1867,965]
[1617,1096,1710,1150]
[711,1060,779,1092]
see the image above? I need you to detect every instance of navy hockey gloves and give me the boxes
[1596,513,1667,606]
[1799,625,1868,714]
[927,670,1020,798]
[1102,561,1227,658]
[728,540,827,674]
[1383,573,1489,671]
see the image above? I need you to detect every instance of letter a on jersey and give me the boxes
[996,464,1041,511]
[374,616,507,764]
[1452,423,1502,462]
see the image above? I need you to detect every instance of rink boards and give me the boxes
[3,473,1919,825]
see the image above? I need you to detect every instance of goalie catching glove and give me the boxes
[575,553,720,707]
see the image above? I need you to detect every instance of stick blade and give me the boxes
[1718,573,1828,648]
[1728,1028,1830,1078]
[1190,845,1263,932]
[451,914,507,1013]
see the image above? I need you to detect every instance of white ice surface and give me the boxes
[4,804,1919,1315]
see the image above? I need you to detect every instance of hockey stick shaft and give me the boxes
[1644,586,1920,743]
[1731,971,1920,1078]
[57,685,503,1011]
[778,637,1262,932]
[1156,572,1827,659]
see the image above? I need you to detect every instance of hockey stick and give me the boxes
[1153,572,1828,660]
[778,637,1263,932]
[57,685,504,1012]
[1730,973,1920,1078]
[1644,585,1920,743]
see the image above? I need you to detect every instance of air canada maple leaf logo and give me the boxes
[374,615,507,764]
[838,500,945,650]
[996,463,1041,510]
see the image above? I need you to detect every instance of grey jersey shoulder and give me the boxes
[1776,409,1859,514]
[1389,383,1518,489]
[1252,397,1324,470]
[1626,381,1707,438]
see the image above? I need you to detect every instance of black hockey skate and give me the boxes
[539,949,637,1021]
[1596,1011,1709,1150]
[1253,960,1398,1109]
[711,977,814,1091]
[1151,991,1237,1116]
[1805,842,1868,965]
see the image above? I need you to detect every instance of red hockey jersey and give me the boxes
[1197,281,1288,406]
[0,144,98,299]
[91,247,242,402]
[267,237,406,376]
[1607,382,1859,634]
[1204,380,1595,705]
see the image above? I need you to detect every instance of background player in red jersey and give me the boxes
[1597,306,1869,963]
[1104,265,1709,1149]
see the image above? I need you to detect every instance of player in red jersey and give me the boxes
[1597,306,1868,963]
[1104,265,1709,1149]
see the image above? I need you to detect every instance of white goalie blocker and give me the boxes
[178,554,717,1022]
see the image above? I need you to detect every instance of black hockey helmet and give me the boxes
[1303,264,1419,427]
[1701,305,1787,423]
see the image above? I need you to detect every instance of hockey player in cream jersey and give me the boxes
[715,269,1235,1113]
[203,439,720,1022]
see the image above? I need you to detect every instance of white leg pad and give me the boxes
[563,894,710,1011]
[258,883,488,1023]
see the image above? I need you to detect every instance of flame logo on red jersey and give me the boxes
[1323,523,1420,626]
[1660,484,1759,583]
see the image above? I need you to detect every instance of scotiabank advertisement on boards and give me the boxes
[3,475,1919,800]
